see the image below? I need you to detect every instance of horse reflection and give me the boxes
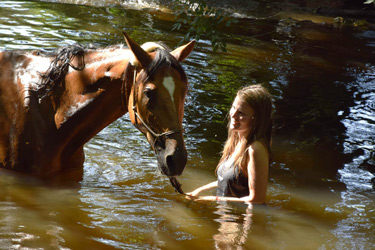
[0,32,195,181]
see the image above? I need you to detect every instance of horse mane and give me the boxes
[137,43,188,84]
[38,42,188,101]
[39,44,85,98]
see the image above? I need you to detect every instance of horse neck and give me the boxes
[51,49,133,148]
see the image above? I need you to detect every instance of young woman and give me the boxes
[187,84,273,204]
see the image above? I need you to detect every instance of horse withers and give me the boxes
[0,32,195,182]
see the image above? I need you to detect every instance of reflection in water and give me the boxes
[213,203,253,249]
[0,174,116,249]
[0,0,375,249]
[271,21,358,179]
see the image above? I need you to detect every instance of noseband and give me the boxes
[131,69,183,150]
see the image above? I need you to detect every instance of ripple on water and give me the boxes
[330,63,375,250]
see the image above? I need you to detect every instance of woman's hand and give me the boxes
[185,181,218,199]
[186,190,200,197]
[185,193,197,200]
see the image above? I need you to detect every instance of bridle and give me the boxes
[130,68,183,151]
[122,63,185,195]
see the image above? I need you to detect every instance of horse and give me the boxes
[0,32,195,185]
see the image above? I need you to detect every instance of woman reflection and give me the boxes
[212,203,255,249]
[187,84,273,204]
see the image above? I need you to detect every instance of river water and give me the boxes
[0,1,374,249]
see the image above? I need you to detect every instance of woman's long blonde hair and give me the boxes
[216,84,273,175]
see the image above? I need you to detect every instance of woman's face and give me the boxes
[229,96,255,137]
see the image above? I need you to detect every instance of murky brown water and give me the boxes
[0,0,374,249]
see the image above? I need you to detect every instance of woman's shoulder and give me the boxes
[246,140,270,170]
[247,140,268,157]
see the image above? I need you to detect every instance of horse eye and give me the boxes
[143,87,156,99]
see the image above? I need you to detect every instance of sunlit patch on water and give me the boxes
[330,64,375,249]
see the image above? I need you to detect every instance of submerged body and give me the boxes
[0,33,195,181]
[216,160,249,198]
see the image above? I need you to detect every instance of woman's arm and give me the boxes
[190,195,265,204]
[244,141,269,203]
[186,181,218,197]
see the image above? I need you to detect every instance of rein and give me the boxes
[130,68,185,195]
[169,177,185,194]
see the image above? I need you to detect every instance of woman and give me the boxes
[187,84,273,204]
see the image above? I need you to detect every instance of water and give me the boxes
[0,0,374,249]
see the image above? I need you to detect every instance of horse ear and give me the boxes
[123,32,152,68]
[171,40,196,62]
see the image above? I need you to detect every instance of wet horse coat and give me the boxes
[0,33,195,181]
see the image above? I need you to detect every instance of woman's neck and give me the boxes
[229,137,247,161]
[237,130,250,139]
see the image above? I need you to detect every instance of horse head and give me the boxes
[123,32,195,177]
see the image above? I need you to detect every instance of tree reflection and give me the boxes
[270,21,363,183]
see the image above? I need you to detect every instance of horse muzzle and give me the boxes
[154,135,187,177]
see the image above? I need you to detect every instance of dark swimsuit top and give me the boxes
[216,159,249,197]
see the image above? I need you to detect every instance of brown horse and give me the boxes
[0,32,195,183]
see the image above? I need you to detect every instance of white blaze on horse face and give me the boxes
[162,76,176,107]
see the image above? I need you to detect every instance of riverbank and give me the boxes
[39,0,375,21]
[204,0,375,21]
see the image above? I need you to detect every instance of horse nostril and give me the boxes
[166,155,174,168]
[154,143,163,152]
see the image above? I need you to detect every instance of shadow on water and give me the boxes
[271,22,359,179]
